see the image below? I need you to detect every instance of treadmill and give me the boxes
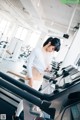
[0,71,80,120]
[0,87,21,120]
[0,77,56,120]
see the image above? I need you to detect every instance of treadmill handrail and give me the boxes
[0,72,80,101]
[0,78,56,118]
[0,72,44,99]
[0,78,41,106]
[0,72,56,100]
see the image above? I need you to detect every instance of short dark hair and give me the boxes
[43,37,61,52]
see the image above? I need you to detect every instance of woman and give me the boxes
[26,37,61,90]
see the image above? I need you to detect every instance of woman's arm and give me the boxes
[26,48,36,86]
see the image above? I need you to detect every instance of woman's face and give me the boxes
[46,45,55,52]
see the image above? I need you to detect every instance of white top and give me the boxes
[27,47,53,78]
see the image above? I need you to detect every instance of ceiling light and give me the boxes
[37,0,40,7]
[51,22,54,25]
[63,34,69,39]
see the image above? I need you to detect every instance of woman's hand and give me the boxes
[25,76,33,87]
[28,78,33,87]
[45,65,51,72]
[44,67,50,72]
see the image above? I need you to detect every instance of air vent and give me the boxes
[63,34,69,39]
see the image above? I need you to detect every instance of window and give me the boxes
[15,26,28,41]
[0,19,8,33]
[28,31,41,49]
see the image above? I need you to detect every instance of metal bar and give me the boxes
[0,78,55,118]
[0,72,44,99]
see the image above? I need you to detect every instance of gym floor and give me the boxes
[0,59,25,78]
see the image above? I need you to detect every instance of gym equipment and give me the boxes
[0,72,57,100]
[0,70,80,120]
[56,100,80,120]
[18,45,31,61]
[0,77,55,119]
[7,70,57,93]
[0,41,8,61]
[0,68,80,100]
[0,85,21,120]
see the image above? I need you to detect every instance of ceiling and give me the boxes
[0,0,80,34]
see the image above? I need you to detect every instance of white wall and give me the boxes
[61,28,80,68]
[36,32,47,47]
[55,36,73,62]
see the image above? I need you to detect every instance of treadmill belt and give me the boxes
[61,103,80,120]
[71,105,80,120]
[62,108,71,120]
